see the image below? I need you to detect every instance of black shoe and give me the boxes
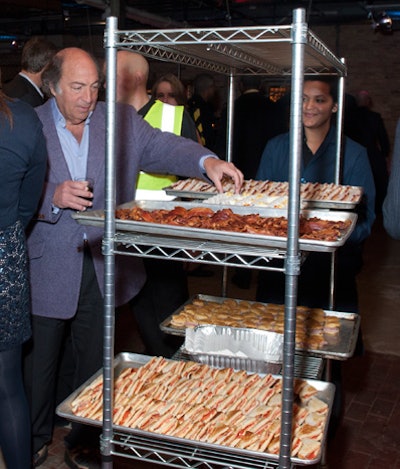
[33,444,48,467]
[64,445,101,469]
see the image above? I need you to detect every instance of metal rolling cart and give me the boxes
[95,7,347,469]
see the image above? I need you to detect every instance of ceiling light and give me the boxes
[370,11,393,34]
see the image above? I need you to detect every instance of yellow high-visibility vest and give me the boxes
[136,100,184,191]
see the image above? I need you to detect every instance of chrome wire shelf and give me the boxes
[110,431,283,469]
[174,349,324,381]
[112,232,291,270]
[111,25,346,76]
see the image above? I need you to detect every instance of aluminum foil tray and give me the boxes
[56,352,335,466]
[182,352,282,375]
[160,294,361,360]
[72,200,357,252]
[183,325,283,374]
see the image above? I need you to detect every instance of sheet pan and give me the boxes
[163,182,363,210]
[72,200,357,252]
[160,294,360,360]
[57,352,335,466]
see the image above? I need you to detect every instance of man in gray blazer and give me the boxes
[3,36,57,107]
[24,47,243,468]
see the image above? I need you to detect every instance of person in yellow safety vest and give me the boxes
[115,50,198,198]
[137,100,184,191]
[151,72,203,140]
[115,50,202,358]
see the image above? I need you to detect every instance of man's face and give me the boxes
[302,80,338,130]
[53,53,100,125]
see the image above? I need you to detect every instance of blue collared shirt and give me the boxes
[51,98,92,180]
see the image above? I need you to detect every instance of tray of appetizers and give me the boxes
[72,200,357,252]
[57,353,335,465]
[160,295,360,360]
[163,178,363,210]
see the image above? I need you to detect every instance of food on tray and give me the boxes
[169,298,340,350]
[71,356,328,460]
[206,192,290,208]
[165,177,363,203]
[115,206,351,242]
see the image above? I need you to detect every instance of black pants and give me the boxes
[130,258,187,358]
[24,247,104,453]
[0,346,31,468]
[256,247,363,313]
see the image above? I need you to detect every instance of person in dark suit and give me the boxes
[218,75,278,178]
[23,47,243,468]
[216,75,278,288]
[188,73,219,151]
[3,36,57,107]
[353,90,390,213]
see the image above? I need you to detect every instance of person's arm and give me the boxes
[203,157,243,193]
[120,103,244,194]
[383,119,400,239]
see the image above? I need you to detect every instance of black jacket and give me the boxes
[3,74,44,107]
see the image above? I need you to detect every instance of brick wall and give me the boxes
[313,23,399,151]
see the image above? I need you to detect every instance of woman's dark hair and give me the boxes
[152,73,187,105]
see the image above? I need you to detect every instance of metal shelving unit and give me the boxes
[99,8,347,469]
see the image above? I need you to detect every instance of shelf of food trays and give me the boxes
[57,353,335,467]
[160,295,360,361]
[163,178,363,210]
[72,200,357,254]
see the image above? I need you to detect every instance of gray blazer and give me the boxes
[28,100,211,319]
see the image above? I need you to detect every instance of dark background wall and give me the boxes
[313,23,399,149]
[1,22,398,154]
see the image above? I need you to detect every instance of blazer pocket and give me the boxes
[27,240,45,260]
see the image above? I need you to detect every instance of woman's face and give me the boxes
[302,80,338,131]
[155,81,178,105]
